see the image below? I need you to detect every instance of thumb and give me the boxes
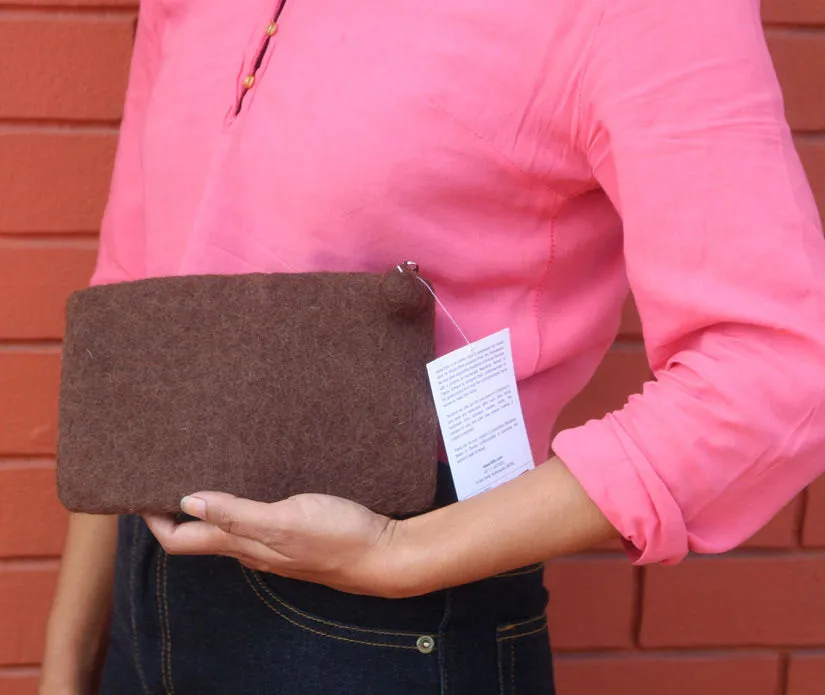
[181,492,274,541]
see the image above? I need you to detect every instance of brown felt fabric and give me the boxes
[56,269,438,516]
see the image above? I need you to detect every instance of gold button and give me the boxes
[265,22,278,36]
[416,635,435,654]
[242,74,255,89]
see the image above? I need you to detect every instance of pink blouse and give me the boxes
[92,0,825,564]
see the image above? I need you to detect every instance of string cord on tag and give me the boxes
[397,264,471,347]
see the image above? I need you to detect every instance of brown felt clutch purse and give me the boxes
[56,265,439,516]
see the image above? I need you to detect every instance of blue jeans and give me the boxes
[99,468,555,694]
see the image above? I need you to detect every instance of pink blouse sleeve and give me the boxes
[551,0,825,564]
[89,5,159,286]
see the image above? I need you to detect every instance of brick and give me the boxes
[545,557,636,651]
[0,565,58,665]
[0,16,134,121]
[763,0,825,25]
[641,554,825,648]
[788,652,825,695]
[796,137,825,223]
[0,351,61,456]
[803,476,825,547]
[766,31,825,132]
[0,242,97,339]
[0,669,39,695]
[0,132,117,233]
[554,652,781,695]
[741,494,802,549]
[0,465,67,558]
[553,348,651,434]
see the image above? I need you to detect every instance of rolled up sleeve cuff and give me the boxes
[552,414,689,565]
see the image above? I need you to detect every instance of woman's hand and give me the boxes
[146,458,619,599]
[144,492,403,597]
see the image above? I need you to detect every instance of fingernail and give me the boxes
[180,495,207,518]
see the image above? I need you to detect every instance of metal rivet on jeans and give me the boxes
[416,635,435,654]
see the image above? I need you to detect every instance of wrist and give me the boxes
[371,510,457,599]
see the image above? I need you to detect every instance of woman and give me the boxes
[40,0,825,693]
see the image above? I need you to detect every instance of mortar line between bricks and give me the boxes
[2,454,55,461]
[641,643,825,652]
[794,132,825,143]
[0,457,54,469]
[796,488,810,547]
[551,549,825,561]
[0,121,121,134]
[0,6,136,18]
[705,549,825,559]
[0,231,99,239]
[765,24,825,35]
[0,557,61,570]
[0,234,99,248]
[0,340,62,351]
[0,665,41,676]
[783,648,825,657]
[554,648,790,660]
[555,645,825,655]
[777,652,789,695]
[632,566,645,647]
[0,116,121,127]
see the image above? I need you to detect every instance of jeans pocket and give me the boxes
[496,613,555,695]
[160,555,442,695]
[241,566,440,651]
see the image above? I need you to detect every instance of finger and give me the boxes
[144,513,236,556]
[144,514,296,573]
[180,492,282,544]
[142,513,178,540]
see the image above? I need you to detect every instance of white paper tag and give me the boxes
[426,328,534,500]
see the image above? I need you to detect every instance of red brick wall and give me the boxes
[0,2,822,694]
